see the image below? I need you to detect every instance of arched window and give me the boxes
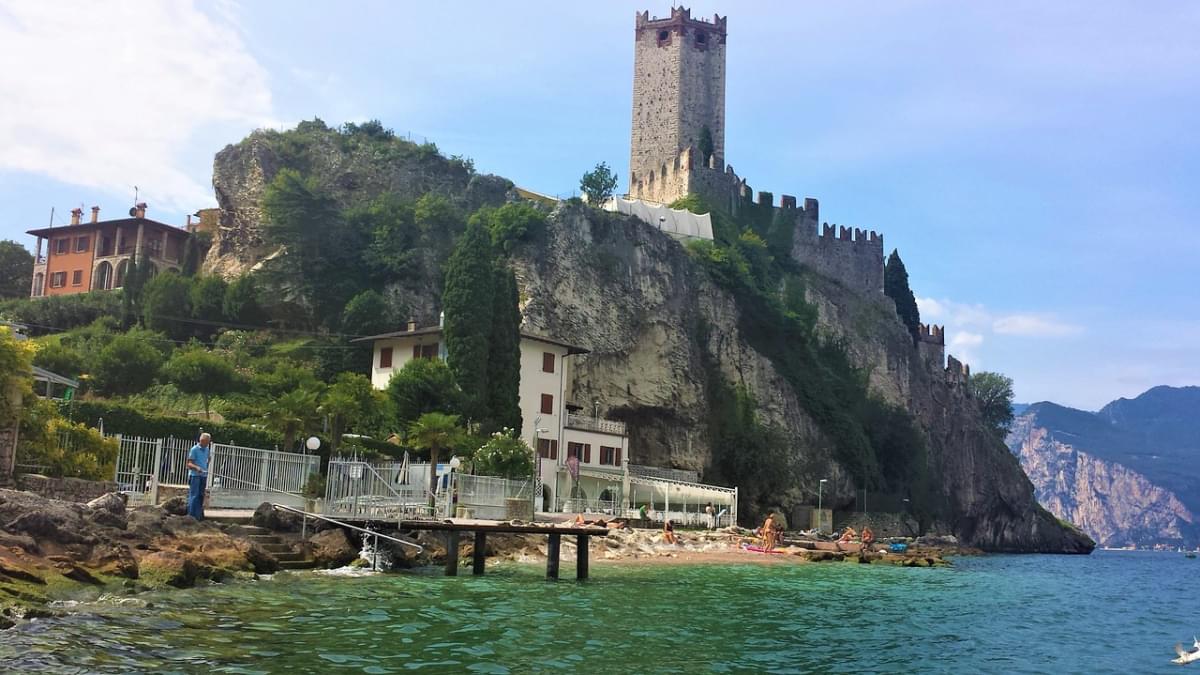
[93,261,113,290]
[114,259,129,288]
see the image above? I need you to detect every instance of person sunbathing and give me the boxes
[861,527,876,548]
[838,526,858,543]
[758,514,777,551]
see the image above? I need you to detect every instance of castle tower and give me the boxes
[629,8,727,204]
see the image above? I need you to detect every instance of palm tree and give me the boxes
[407,412,462,500]
[263,387,320,452]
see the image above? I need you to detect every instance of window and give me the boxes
[379,346,393,369]
[71,270,83,286]
[540,394,553,415]
[600,446,622,466]
[412,342,438,359]
[50,271,66,288]
[568,442,591,463]
[542,352,555,373]
[54,239,68,255]
[74,236,89,253]
[537,438,558,460]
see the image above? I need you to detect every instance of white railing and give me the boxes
[564,414,627,436]
[324,459,434,520]
[113,435,320,509]
[628,464,700,483]
[452,473,531,520]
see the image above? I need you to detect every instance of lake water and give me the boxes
[2,550,1196,673]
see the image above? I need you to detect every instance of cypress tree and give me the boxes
[441,217,495,423]
[485,263,522,433]
[884,249,921,341]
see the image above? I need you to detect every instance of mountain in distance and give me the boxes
[1007,386,1200,548]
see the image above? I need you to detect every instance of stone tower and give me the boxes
[629,8,727,204]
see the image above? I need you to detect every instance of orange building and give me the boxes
[27,203,192,297]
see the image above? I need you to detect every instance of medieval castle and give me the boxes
[627,7,959,377]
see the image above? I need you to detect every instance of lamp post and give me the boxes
[818,478,828,534]
[532,427,549,514]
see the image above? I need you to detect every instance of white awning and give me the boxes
[606,198,714,241]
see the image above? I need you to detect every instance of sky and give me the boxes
[0,1,1197,411]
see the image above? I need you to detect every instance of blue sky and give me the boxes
[1,1,1197,410]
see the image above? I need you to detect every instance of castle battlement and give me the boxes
[945,355,971,385]
[917,323,947,369]
[636,8,728,35]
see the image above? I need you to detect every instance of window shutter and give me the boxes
[379,347,393,368]
[541,394,553,415]
[412,344,421,359]
[615,447,622,465]
[551,440,558,460]
[543,352,555,373]
[583,445,591,463]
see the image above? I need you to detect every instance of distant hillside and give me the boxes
[1008,386,1200,548]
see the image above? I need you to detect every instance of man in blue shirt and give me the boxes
[186,433,212,521]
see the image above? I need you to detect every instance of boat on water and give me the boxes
[1172,637,1200,665]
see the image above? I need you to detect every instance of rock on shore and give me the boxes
[0,489,277,625]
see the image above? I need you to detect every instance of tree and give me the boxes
[580,161,618,205]
[189,276,228,340]
[969,371,1016,439]
[223,275,261,326]
[485,263,522,433]
[141,271,194,341]
[92,334,165,395]
[697,126,715,166]
[320,372,381,453]
[33,342,85,380]
[472,429,534,480]
[407,412,463,499]
[161,348,242,419]
[441,218,495,421]
[341,290,394,337]
[0,325,34,426]
[884,249,920,341]
[386,358,461,430]
[263,387,321,453]
[120,253,154,326]
[0,240,33,299]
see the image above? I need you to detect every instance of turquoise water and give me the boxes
[2,551,1196,673]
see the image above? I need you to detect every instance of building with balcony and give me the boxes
[355,321,631,513]
[26,203,192,297]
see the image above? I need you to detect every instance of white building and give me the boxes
[355,322,630,513]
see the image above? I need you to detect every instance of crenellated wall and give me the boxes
[917,322,946,368]
[791,220,884,295]
[945,355,971,385]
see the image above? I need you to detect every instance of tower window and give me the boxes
[658,30,669,41]
[696,31,707,45]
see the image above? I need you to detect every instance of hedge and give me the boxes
[60,400,283,449]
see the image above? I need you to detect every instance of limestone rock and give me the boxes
[307,528,359,568]
[161,496,188,517]
[251,502,302,532]
[85,492,127,515]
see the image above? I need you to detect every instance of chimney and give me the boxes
[406,319,416,331]
[134,202,147,219]
[186,215,193,231]
[70,208,83,225]
[90,206,100,223]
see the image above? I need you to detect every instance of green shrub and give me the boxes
[61,399,281,448]
[0,291,123,335]
[18,400,118,480]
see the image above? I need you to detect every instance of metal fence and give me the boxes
[324,459,433,520]
[452,473,531,520]
[113,435,319,509]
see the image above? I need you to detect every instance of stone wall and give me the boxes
[15,474,119,503]
[792,222,884,295]
[630,8,727,203]
[0,423,17,485]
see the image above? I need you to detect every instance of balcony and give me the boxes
[564,414,626,436]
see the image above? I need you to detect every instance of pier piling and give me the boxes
[473,531,486,575]
[576,534,589,580]
[547,533,561,579]
[445,531,460,576]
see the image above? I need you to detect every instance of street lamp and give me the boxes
[305,436,321,453]
[817,478,828,534]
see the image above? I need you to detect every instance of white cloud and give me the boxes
[992,314,1083,337]
[0,1,273,211]
[947,331,984,368]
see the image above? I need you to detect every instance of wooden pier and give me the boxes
[397,519,608,580]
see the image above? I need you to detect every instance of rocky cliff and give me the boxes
[203,124,1092,553]
[1007,389,1200,548]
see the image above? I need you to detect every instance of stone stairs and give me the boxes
[222,522,318,571]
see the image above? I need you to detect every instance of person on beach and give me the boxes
[861,526,875,549]
[838,526,858,543]
[185,433,211,521]
[638,503,649,521]
[663,518,678,544]
[705,502,715,530]
[758,513,777,551]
